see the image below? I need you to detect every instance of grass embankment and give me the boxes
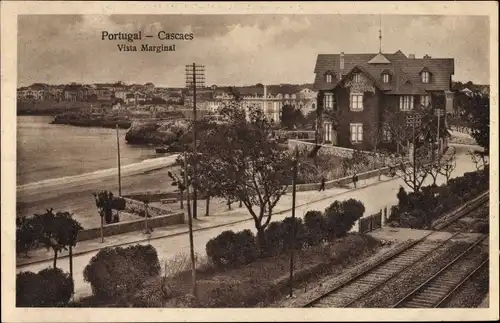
[74,234,382,307]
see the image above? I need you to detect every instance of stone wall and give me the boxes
[76,211,184,242]
[285,166,391,193]
[122,196,174,218]
[123,190,197,203]
[287,139,379,159]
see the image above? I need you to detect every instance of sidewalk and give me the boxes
[17,174,397,268]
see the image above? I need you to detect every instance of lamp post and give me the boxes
[116,124,122,196]
[289,146,299,298]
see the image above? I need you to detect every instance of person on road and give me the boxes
[319,176,326,192]
[397,186,408,208]
[352,173,358,188]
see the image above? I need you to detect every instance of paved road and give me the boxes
[16,148,478,300]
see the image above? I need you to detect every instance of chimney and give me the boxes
[408,54,415,59]
[340,52,345,78]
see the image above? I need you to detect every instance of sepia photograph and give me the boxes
[1,1,498,322]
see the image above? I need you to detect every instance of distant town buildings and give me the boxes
[17,81,318,124]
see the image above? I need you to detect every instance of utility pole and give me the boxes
[116,124,122,196]
[183,152,196,299]
[185,63,205,220]
[184,63,205,299]
[289,146,299,298]
[406,112,422,190]
[435,108,444,157]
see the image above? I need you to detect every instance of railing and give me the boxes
[359,210,383,233]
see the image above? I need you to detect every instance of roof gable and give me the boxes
[313,51,454,93]
[367,53,391,64]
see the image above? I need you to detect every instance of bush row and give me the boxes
[206,199,366,268]
[17,268,74,307]
[83,244,161,303]
[388,167,489,229]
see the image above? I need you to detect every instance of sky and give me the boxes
[18,14,490,87]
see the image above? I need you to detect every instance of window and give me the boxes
[324,122,332,142]
[325,73,333,83]
[353,73,361,83]
[382,74,390,83]
[421,71,430,83]
[400,95,414,111]
[350,123,363,143]
[324,93,334,109]
[350,93,363,111]
[420,95,431,107]
[382,124,392,142]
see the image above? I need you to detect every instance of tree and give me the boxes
[281,104,305,130]
[193,104,293,250]
[341,149,370,176]
[468,149,487,171]
[439,147,457,184]
[397,145,431,192]
[383,110,409,154]
[365,124,389,179]
[30,209,83,272]
[93,191,125,242]
[167,170,186,210]
[466,93,489,155]
[16,217,37,257]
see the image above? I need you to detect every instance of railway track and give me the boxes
[302,192,489,308]
[392,235,488,308]
[303,231,463,308]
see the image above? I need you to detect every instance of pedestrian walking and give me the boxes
[319,176,326,192]
[352,173,358,188]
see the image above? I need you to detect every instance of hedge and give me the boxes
[16,268,74,307]
[83,244,161,302]
[388,167,489,229]
[205,199,366,268]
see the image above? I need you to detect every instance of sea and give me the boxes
[16,116,157,186]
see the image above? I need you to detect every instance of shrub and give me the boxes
[83,244,161,301]
[472,220,489,233]
[17,268,74,307]
[303,210,326,246]
[206,230,257,268]
[280,216,306,251]
[262,221,284,257]
[324,199,365,239]
[399,213,424,229]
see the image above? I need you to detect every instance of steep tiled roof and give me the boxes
[313,50,454,94]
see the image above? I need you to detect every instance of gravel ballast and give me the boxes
[351,241,485,308]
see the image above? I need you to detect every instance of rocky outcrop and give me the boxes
[51,112,131,129]
[125,119,190,146]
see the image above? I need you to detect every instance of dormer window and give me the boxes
[420,67,432,83]
[353,73,361,83]
[382,74,390,83]
[325,73,333,83]
[422,71,430,83]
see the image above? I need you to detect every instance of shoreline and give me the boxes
[17,154,179,192]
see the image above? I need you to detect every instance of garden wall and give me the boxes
[288,139,359,158]
[123,190,194,203]
[284,166,391,193]
[76,211,184,242]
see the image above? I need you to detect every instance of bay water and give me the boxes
[17,116,157,185]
